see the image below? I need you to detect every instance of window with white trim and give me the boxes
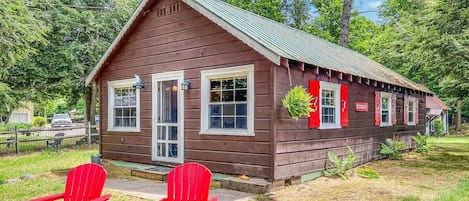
[200,65,254,136]
[319,82,341,129]
[108,78,140,132]
[380,92,392,127]
[408,97,416,125]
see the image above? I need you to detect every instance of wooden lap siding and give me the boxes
[98,0,273,178]
[273,66,425,180]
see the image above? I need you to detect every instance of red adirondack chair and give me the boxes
[161,163,218,201]
[30,163,111,201]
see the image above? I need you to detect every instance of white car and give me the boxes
[51,114,73,128]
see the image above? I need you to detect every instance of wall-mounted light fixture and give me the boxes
[181,80,191,91]
[133,74,146,90]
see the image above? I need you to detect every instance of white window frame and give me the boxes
[200,65,255,136]
[319,82,341,129]
[407,96,416,125]
[380,92,392,127]
[107,78,141,132]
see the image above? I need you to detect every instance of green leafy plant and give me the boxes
[412,132,434,154]
[434,118,445,137]
[323,146,358,179]
[380,138,406,160]
[282,86,313,120]
[357,168,380,179]
[33,116,47,127]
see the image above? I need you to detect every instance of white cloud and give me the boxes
[366,1,383,10]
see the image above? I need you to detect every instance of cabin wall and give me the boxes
[98,0,273,178]
[273,66,425,180]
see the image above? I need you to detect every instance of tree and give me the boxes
[282,0,311,28]
[0,0,47,120]
[370,0,469,128]
[339,0,353,47]
[226,0,286,23]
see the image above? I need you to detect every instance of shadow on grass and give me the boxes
[401,143,469,171]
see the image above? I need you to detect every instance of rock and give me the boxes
[20,174,35,180]
[7,178,19,183]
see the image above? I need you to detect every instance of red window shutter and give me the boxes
[403,96,409,125]
[340,85,349,127]
[415,98,419,124]
[374,91,381,126]
[392,94,397,125]
[309,80,320,128]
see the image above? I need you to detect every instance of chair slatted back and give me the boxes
[166,163,212,201]
[63,163,108,201]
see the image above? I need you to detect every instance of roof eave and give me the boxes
[85,0,152,85]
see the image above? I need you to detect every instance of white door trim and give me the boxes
[151,71,184,163]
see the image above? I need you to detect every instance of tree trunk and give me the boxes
[83,83,97,126]
[456,99,461,132]
[340,0,353,47]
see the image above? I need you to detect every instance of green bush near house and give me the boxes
[33,116,47,127]
[434,118,445,137]
[412,132,433,154]
[380,138,406,160]
[323,146,358,179]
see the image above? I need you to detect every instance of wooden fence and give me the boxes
[0,123,99,155]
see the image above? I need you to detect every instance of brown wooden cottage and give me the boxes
[85,0,432,182]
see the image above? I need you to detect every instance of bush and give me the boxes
[434,118,445,137]
[412,132,434,154]
[380,138,406,160]
[323,146,358,179]
[357,168,380,179]
[33,116,47,127]
[8,123,33,130]
[0,124,8,132]
[282,86,313,120]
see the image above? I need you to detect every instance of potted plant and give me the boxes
[282,86,313,120]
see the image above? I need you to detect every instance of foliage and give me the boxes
[434,118,445,137]
[0,0,47,71]
[323,146,358,179]
[282,0,311,28]
[33,116,47,128]
[380,138,406,160]
[357,168,380,179]
[226,0,286,23]
[282,86,313,120]
[412,132,433,154]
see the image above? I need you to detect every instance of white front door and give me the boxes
[152,71,184,163]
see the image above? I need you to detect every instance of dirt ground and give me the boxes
[271,140,469,201]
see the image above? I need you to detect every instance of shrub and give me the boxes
[0,124,8,132]
[380,138,406,160]
[357,168,380,179]
[7,123,33,130]
[323,146,358,179]
[434,118,445,137]
[33,116,47,127]
[412,132,434,154]
[282,86,313,120]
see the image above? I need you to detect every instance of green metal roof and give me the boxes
[188,0,429,93]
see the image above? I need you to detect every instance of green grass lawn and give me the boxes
[0,147,150,201]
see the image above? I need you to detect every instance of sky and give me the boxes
[354,0,384,22]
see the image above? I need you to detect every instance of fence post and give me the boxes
[15,127,19,154]
[88,121,92,146]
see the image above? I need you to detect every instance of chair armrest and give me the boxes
[210,197,219,201]
[29,193,64,201]
[91,194,112,201]
[160,198,169,201]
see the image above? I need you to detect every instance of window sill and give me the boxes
[407,122,416,126]
[380,123,392,127]
[107,127,141,133]
[199,129,255,136]
[319,125,342,129]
